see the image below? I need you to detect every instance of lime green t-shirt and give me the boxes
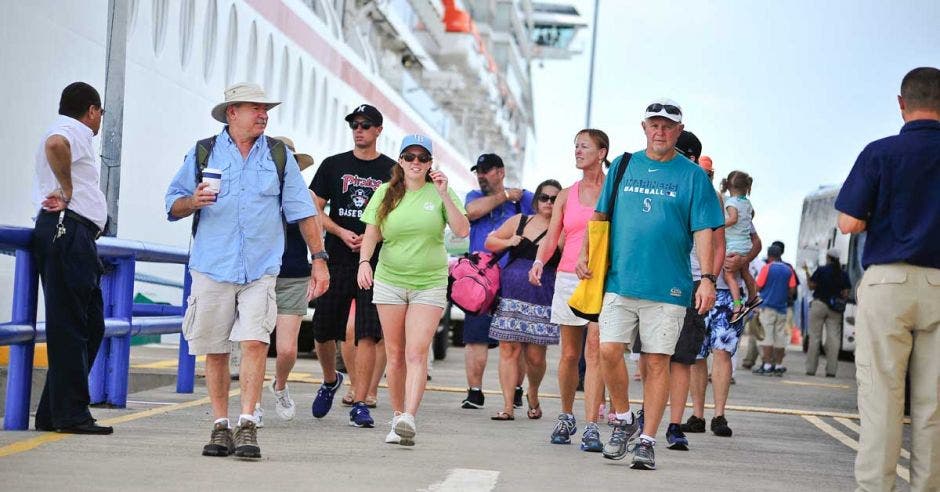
[362,183,466,290]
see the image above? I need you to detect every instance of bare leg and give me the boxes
[205,353,231,419]
[690,359,708,418]
[741,268,758,300]
[724,267,741,304]
[369,340,386,400]
[403,304,444,416]
[341,303,357,389]
[464,343,489,388]
[583,322,603,423]
[239,340,268,415]
[641,353,671,438]
[354,338,377,402]
[524,344,547,408]
[497,342,522,415]
[515,349,526,389]
[669,362,691,424]
[274,314,302,390]
[315,340,339,384]
[558,325,585,415]
[600,342,630,414]
[712,350,733,415]
[377,305,408,413]
[773,347,786,366]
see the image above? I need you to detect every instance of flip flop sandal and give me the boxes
[526,404,542,420]
[341,391,355,406]
[365,395,378,408]
[491,411,515,421]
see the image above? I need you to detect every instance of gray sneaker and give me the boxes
[233,420,261,458]
[202,422,234,457]
[602,413,640,460]
[631,438,656,470]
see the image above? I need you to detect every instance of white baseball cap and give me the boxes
[644,98,683,123]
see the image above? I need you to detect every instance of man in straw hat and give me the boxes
[165,83,330,459]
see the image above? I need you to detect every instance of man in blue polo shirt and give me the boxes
[583,98,724,470]
[752,244,797,376]
[459,154,534,409]
[835,66,940,491]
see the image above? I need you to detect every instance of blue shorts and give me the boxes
[697,290,745,359]
[463,313,497,345]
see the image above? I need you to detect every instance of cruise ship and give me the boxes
[0,0,585,310]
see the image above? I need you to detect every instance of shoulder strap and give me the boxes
[265,136,287,195]
[191,137,217,237]
[515,215,529,236]
[605,152,632,219]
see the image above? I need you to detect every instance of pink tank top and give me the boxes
[558,180,595,272]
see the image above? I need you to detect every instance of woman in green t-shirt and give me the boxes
[357,134,469,446]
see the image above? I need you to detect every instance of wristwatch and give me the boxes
[311,251,329,262]
[701,273,717,284]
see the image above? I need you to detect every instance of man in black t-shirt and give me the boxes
[804,248,850,377]
[308,104,395,428]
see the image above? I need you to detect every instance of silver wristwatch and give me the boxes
[311,251,329,262]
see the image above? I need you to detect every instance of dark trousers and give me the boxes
[32,211,104,429]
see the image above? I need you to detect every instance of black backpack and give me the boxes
[191,135,288,236]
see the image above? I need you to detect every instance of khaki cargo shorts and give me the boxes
[182,270,277,355]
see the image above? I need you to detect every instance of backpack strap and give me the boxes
[191,136,217,237]
[605,152,632,219]
[265,135,287,196]
[514,214,529,236]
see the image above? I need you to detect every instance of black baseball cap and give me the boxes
[471,153,504,172]
[676,130,702,160]
[345,104,383,126]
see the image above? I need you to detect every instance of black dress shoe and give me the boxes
[35,423,54,432]
[56,422,113,435]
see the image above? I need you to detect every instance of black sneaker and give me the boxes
[233,420,261,458]
[461,388,484,409]
[711,415,732,437]
[630,438,656,470]
[202,422,234,457]
[680,415,706,433]
[666,423,689,451]
[513,387,523,409]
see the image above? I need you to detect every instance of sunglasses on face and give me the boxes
[348,121,375,130]
[646,103,681,116]
[401,152,432,163]
[537,194,558,204]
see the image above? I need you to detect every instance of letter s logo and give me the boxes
[642,198,652,213]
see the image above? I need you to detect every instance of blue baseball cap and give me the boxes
[399,134,433,155]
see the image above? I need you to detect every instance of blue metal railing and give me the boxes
[0,225,196,430]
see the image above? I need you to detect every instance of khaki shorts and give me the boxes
[372,280,448,309]
[275,276,310,315]
[598,293,685,355]
[550,271,590,327]
[182,270,277,355]
[757,308,789,348]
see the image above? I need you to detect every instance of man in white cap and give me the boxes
[165,83,330,459]
[581,98,723,470]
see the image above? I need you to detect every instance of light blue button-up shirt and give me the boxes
[165,129,317,284]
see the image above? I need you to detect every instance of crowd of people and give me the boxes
[30,66,939,490]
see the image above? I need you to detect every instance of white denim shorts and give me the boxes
[182,270,277,355]
[371,280,448,309]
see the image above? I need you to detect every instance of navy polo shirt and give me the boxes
[835,120,940,269]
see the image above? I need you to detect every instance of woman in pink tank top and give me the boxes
[528,129,611,448]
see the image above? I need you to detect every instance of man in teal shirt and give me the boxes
[578,98,723,470]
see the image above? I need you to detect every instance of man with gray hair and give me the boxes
[836,66,940,491]
[166,83,330,458]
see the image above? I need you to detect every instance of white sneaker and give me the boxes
[253,403,264,428]
[385,414,401,445]
[269,380,296,421]
[394,412,416,446]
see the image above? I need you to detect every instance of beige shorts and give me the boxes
[598,293,685,354]
[550,271,590,327]
[372,280,448,309]
[758,308,789,348]
[275,276,310,315]
[182,270,277,355]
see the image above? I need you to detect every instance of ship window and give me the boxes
[152,0,168,56]
[279,46,290,123]
[293,58,304,127]
[307,68,318,135]
[263,34,274,94]
[203,0,218,82]
[329,97,339,148]
[179,0,195,68]
[318,81,330,142]
[245,21,258,82]
[224,5,238,86]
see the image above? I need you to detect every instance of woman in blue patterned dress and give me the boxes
[486,179,562,420]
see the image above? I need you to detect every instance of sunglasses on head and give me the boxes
[348,120,375,130]
[401,152,432,163]
[537,194,557,204]
[646,103,681,116]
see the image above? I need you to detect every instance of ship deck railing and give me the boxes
[0,224,197,430]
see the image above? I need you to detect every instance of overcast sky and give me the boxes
[528,0,940,264]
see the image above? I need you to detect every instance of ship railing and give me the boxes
[0,225,197,430]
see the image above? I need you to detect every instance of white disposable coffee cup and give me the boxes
[202,168,222,201]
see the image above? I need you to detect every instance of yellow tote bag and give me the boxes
[567,220,610,322]
[567,152,632,322]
